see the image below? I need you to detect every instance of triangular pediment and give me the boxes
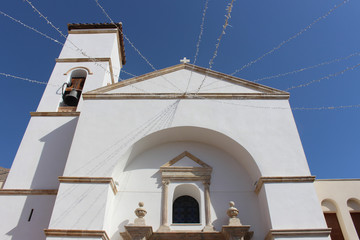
[161,151,211,169]
[160,151,212,182]
[84,64,289,100]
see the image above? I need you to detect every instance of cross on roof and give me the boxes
[180,57,190,64]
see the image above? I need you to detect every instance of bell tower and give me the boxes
[36,23,126,112]
[4,22,125,189]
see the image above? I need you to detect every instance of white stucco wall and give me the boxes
[0,195,56,240]
[62,97,309,179]
[4,116,78,189]
[106,141,266,239]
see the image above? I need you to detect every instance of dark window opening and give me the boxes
[173,195,199,223]
[350,212,360,238]
[324,212,345,240]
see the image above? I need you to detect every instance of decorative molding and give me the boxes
[56,57,114,83]
[0,189,58,195]
[151,232,224,240]
[58,176,117,195]
[86,63,289,97]
[44,229,110,240]
[64,66,93,75]
[67,22,126,65]
[30,112,80,117]
[160,151,212,182]
[265,228,331,240]
[315,178,360,182]
[83,92,289,100]
[255,176,316,194]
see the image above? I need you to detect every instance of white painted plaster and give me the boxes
[105,141,266,239]
[0,195,56,240]
[265,182,328,229]
[4,117,78,189]
[48,182,113,230]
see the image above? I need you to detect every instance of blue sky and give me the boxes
[0,0,359,178]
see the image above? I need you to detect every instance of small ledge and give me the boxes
[171,224,202,226]
[30,112,80,117]
[255,176,316,194]
[58,176,117,195]
[0,189,58,195]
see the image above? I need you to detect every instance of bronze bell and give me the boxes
[63,88,80,106]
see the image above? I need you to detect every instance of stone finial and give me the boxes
[227,201,239,218]
[226,201,242,226]
[134,202,147,225]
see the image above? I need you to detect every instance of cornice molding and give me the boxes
[83,93,289,100]
[55,57,115,83]
[0,189,58,195]
[265,228,331,240]
[255,176,316,194]
[44,229,110,240]
[58,176,117,195]
[30,112,80,117]
[86,63,289,97]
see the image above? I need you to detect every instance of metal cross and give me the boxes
[180,57,190,64]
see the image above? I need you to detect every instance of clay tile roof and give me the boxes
[67,22,126,65]
[0,167,9,181]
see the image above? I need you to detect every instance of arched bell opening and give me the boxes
[60,69,87,109]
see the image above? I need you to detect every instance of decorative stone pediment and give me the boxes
[160,151,212,182]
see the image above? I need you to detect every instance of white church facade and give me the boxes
[0,23,359,240]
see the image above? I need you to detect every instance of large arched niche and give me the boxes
[107,126,267,239]
[111,126,261,183]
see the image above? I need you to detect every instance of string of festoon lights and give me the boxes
[185,0,210,93]
[93,0,183,93]
[0,10,63,46]
[254,50,360,82]
[230,0,350,76]
[195,0,235,94]
[23,0,172,94]
[286,62,360,91]
[0,73,59,87]
[1,1,358,111]
[0,9,137,80]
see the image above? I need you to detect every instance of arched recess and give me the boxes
[347,198,360,238]
[111,126,261,183]
[106,126,267,239]
[321,199,345,240]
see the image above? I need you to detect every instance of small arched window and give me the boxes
[173,195,199,224]
[321,199,345,240]
[347,198,360,238]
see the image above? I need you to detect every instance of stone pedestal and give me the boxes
[222,226,253,240]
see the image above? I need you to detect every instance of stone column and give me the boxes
[158,179,170,232]
[203,180,215,232]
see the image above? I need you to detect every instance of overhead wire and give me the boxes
[254,50,360,82]
[23,0,180,94]
[185,0,210,93]
[93,0,183,93]
[0,72,59,87]
[195,0,236,94]
[230,0,350,76]
[286,62,360,91]
[0,10,63,46]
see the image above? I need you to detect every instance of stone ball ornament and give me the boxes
[227,201,239,218]
[135,202,147,218]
